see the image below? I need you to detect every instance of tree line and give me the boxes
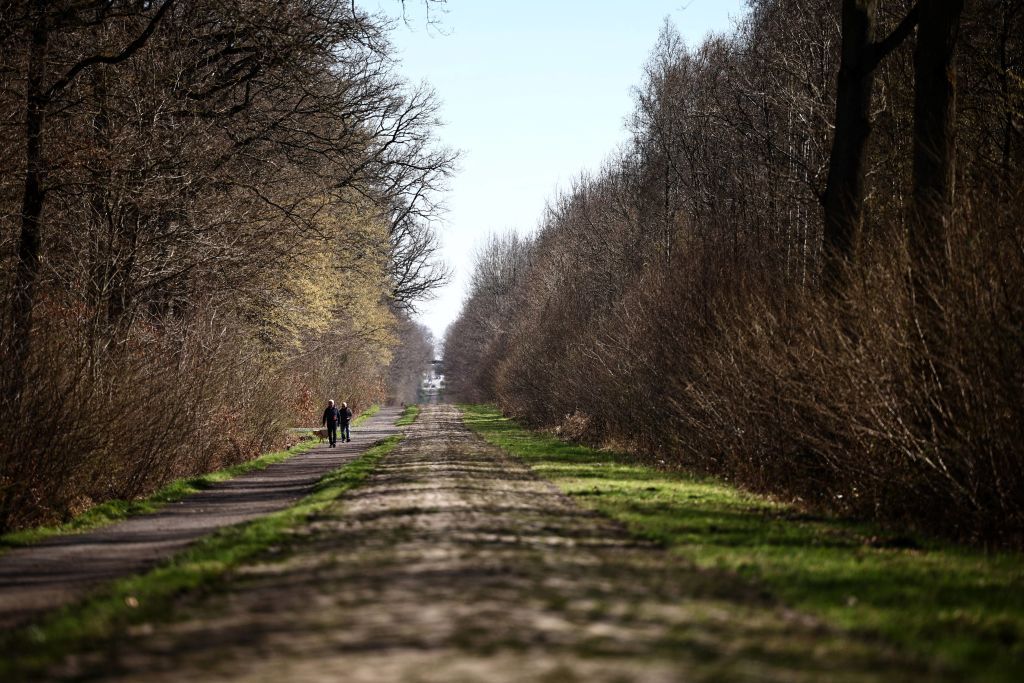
[445,0,1024,546]
[0,1,446,531]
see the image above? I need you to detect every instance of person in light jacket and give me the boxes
[339,401,353,442]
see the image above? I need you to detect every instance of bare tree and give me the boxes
[446,2,1024,545]
[820,0,918,286]
[0,0,455,531]
[5,0,175,405]
[910,0,965,272]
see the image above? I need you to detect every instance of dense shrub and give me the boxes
[0,1,444,531]
[446,1,1024,547]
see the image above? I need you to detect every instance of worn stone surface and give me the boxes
[54,404,930,682]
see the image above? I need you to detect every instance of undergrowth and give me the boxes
[1,405,383,550]
[461,404,1024,682]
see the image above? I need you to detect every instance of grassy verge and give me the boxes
[461,404,1024,682]
[2,405,383,550]
[352,404,379,426]
[0,434,402,681]
[396,404,421,426]
[0,441,319,549]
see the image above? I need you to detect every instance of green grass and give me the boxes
[461,404,1024,682]
[352,404,379,426]
[0,434,403,681]
[0,441,319,550]
[396,404,421,426]
[2,405,383,550]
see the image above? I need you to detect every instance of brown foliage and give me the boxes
[0,1,450,531]
[445,0,1024,547]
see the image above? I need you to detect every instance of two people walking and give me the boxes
[321,399,353,447]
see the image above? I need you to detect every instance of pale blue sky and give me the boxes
[377,1,748,343]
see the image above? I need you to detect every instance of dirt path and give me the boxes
[48,404,928,682]
[0,407,402,630]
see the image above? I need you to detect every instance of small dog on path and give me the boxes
[313,428,328,443]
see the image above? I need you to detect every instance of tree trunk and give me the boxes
[907,0,963,441]
[910,0,964,276]
[821,0,878,289]
[5,1,174,404]
[6,1,49,406]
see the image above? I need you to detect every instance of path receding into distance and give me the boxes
[0,407,402,630]
[25,404,931,682]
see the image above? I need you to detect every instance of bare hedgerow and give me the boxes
[445,0,1024,547]
[0,1,452,531]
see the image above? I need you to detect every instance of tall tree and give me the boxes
[820,0,918,287]
[910,0,965,276]
[5,0,175,405]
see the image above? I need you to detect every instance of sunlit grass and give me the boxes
[396,404,421,426]
[352,404,379,426]
[461,404,1024,682]
[0,434,403,681]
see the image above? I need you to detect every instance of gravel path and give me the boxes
[53,404,928,682]
[0,407,402,630]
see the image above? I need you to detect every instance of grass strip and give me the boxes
[1,405,383,550]
[395,403,421,426]
[0,442,318,549]
[460,404,1024,682]
[0,434,402,681]
[352,404,379,426]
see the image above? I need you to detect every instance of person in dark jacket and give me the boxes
[339,401,353,442]
[322,399,341,447]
